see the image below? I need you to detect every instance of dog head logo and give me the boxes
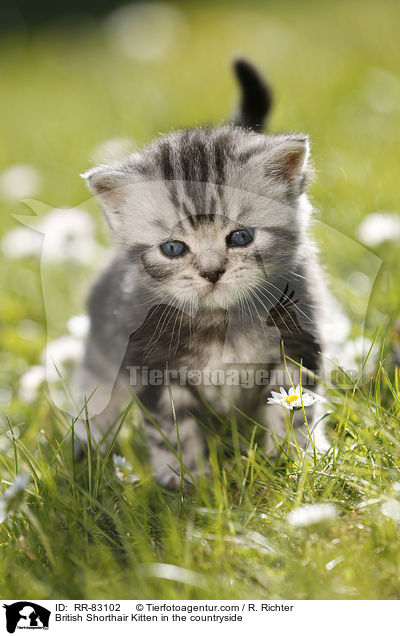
[2,602,50,633]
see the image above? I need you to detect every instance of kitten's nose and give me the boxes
[201,269,225,284]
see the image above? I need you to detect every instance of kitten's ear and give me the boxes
[81,164,141,232]
[81,165,130,214]
[266,135,310,190]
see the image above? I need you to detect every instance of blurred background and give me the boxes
[1,0,400,422]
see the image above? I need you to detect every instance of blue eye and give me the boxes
[227,228,255,247]
[160,240,188,258]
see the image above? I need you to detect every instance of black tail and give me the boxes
[233,58,272,132]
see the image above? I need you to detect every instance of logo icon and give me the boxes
[2,603,50,634]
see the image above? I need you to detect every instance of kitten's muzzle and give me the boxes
[200,269,226,284]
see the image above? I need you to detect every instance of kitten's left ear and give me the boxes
[266,135,310,191]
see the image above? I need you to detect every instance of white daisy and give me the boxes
[357,211,400,247]
[0,164,41,200]
[287,503,337,528]
[335,336,378,376]
[0,500,6,524]
[381,498,400,522]
[105,3,186,62]
[67,314,90,339]
[1,225,43,259]
[0,384,12,407]
[19,365,46,404]
[40,208,98,265]
[2,473,30,498]
[42,335,84,382]
[112,454,139,483]
[92,136,136,162]
[0,473,30,523]
[267,385,321,410]
[19,320,89,404]
[2,207,101,265]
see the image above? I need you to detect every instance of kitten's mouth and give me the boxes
[204,279,224,295]
[199,280,237,310]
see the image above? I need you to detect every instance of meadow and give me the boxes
[1,0,400,599]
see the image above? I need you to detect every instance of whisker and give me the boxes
[252,286,293,335]
[249,288,280,334]
[246,291,269,337]
[170,299,187,357]
[168,304,182,357]
[251,273,312,325]
[236,290,247,330]
[143,284,195,351]
[242,293,256,330]
[267,276,313,323]
[145,302,175,350]
[287,270,306,280]
[254,283,298,333]
[145,302,178,358]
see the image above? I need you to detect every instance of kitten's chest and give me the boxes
[126,304,281,370]
[189,314,281,367]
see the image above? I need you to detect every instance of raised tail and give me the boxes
[233,58,272,132]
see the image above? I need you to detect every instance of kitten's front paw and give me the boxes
[150,428,206,490]
[156,465,196,490]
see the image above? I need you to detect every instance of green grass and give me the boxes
[3,372,400,600]
[2,0,400,600]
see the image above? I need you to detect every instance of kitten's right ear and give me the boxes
[81,164,130,216]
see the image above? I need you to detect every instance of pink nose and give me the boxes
[201,269,225,284]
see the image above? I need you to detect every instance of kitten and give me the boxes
[79,60,329,487]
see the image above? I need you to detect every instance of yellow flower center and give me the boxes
[286,394,300,404]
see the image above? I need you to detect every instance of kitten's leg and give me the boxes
[74,342,130,448]
[309,400,331,453]
[263,364,331,456]
[143,385,205,489]
[264,403,289,456]
[264,384,330,457]
[75,372,130,448]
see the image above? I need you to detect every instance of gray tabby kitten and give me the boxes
[80,60,328,487]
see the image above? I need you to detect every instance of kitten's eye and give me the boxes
[160,240,188,258]
[226,228,255,247]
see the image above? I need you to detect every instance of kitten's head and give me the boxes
[84,127,311,313]
[83,62,312,315]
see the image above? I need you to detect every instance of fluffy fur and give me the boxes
[78,60,329,487]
